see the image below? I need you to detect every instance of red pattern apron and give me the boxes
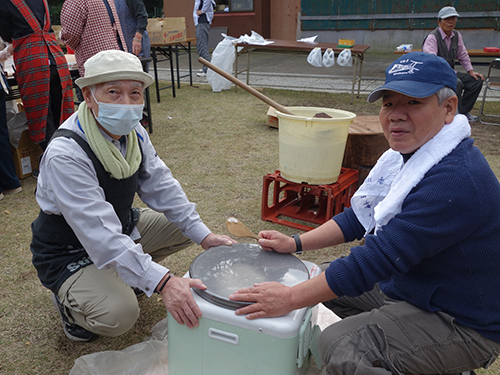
[11,0,74,144]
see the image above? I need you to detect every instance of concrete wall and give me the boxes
[300,29,500,53]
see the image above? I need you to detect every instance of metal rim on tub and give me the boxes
[189,243,310,310]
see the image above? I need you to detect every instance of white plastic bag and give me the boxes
[207,33,239,92]
[7,108,28,149]
[396,44,413,52]
[69,318,169,375]
[322,48,335,68]
[307,47,323,68]
[337,48,352,67]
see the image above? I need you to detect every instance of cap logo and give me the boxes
[388,59,423,76]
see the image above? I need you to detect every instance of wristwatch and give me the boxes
[291,234,302,255]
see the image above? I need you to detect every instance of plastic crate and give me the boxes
[261,168,359,231]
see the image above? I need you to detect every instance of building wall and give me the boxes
[163,0,271,42]
[211,0,271,39]
[270,0,301,40]
[298,0,500,52]
[300,0,500,30]
[300,29,500,53]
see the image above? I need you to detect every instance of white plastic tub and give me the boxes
[276,107,356,184]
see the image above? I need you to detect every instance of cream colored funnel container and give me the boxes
[276,107,356,185]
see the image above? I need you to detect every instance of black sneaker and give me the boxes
[132,287,145,299]
[51,293,98,342]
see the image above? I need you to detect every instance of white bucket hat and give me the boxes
[75,50,154,88]
[438,6,460,19]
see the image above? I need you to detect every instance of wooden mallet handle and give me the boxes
[198,57,295,115]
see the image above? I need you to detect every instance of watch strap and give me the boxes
[292,234,303,254]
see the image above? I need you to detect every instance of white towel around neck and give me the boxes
[351,114,471,235]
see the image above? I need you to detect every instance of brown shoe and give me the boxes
[4,186,22,195]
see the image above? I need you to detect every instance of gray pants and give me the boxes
[456,71,483,115]
[196,22,210,73]
[319,285,500,374]
[57,208,193,337]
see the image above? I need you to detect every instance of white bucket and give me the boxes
[276,107,356,185]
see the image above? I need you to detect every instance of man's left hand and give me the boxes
[160,276,205,328]
[469,70,485,81]
[132,38,142,56]
[200,233,236,250]
[229,281,294,319]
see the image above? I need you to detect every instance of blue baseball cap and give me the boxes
[367,52,457,103]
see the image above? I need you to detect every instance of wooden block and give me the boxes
[266,106,279,128]
[342,116,389,185]
[349,116,384,135]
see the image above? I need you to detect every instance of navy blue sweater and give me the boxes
[327,138,500,343]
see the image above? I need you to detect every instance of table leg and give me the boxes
[234,43,239,91]
[169,45,176,98]
[175,44,181,89]
[246,49,250,85]
[188,41,193,86]
[151,47,161,103]
[350,55,359,104]
[357,53,364,98]
[144,86,153,133]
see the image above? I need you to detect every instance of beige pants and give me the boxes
[57,208,193,337]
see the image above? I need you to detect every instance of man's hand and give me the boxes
[200,233,236,250]
[257,230,296,253]
[469,70,485,81]
[160,275,206,328]
[132,38,142,56]
[230,273,337,320]
[229,281,294,319]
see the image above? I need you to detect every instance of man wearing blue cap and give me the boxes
[423,6,484,122]
[229,52,500,375]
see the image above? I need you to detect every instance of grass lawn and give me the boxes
[1,81,499,374]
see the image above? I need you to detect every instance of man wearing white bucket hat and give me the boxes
[230,52,500,375]
[30,50,235,342]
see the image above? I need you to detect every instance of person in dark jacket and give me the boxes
[229,52,500,375]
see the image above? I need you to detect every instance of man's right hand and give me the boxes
[159,275,206,328]
[258,230,296,253]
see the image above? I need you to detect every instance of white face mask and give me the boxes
[90,88,144,136]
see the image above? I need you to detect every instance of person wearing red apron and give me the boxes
[2,0,74,148]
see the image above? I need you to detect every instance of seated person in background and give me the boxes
[229,52,500,375]
[423,6,484,123]
[30,50,235,342]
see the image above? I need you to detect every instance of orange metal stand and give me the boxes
[261,168,359,231]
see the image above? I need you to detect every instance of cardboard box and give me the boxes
[266,106,279,128]
[10,129,43,179]
[147,17,186,44]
